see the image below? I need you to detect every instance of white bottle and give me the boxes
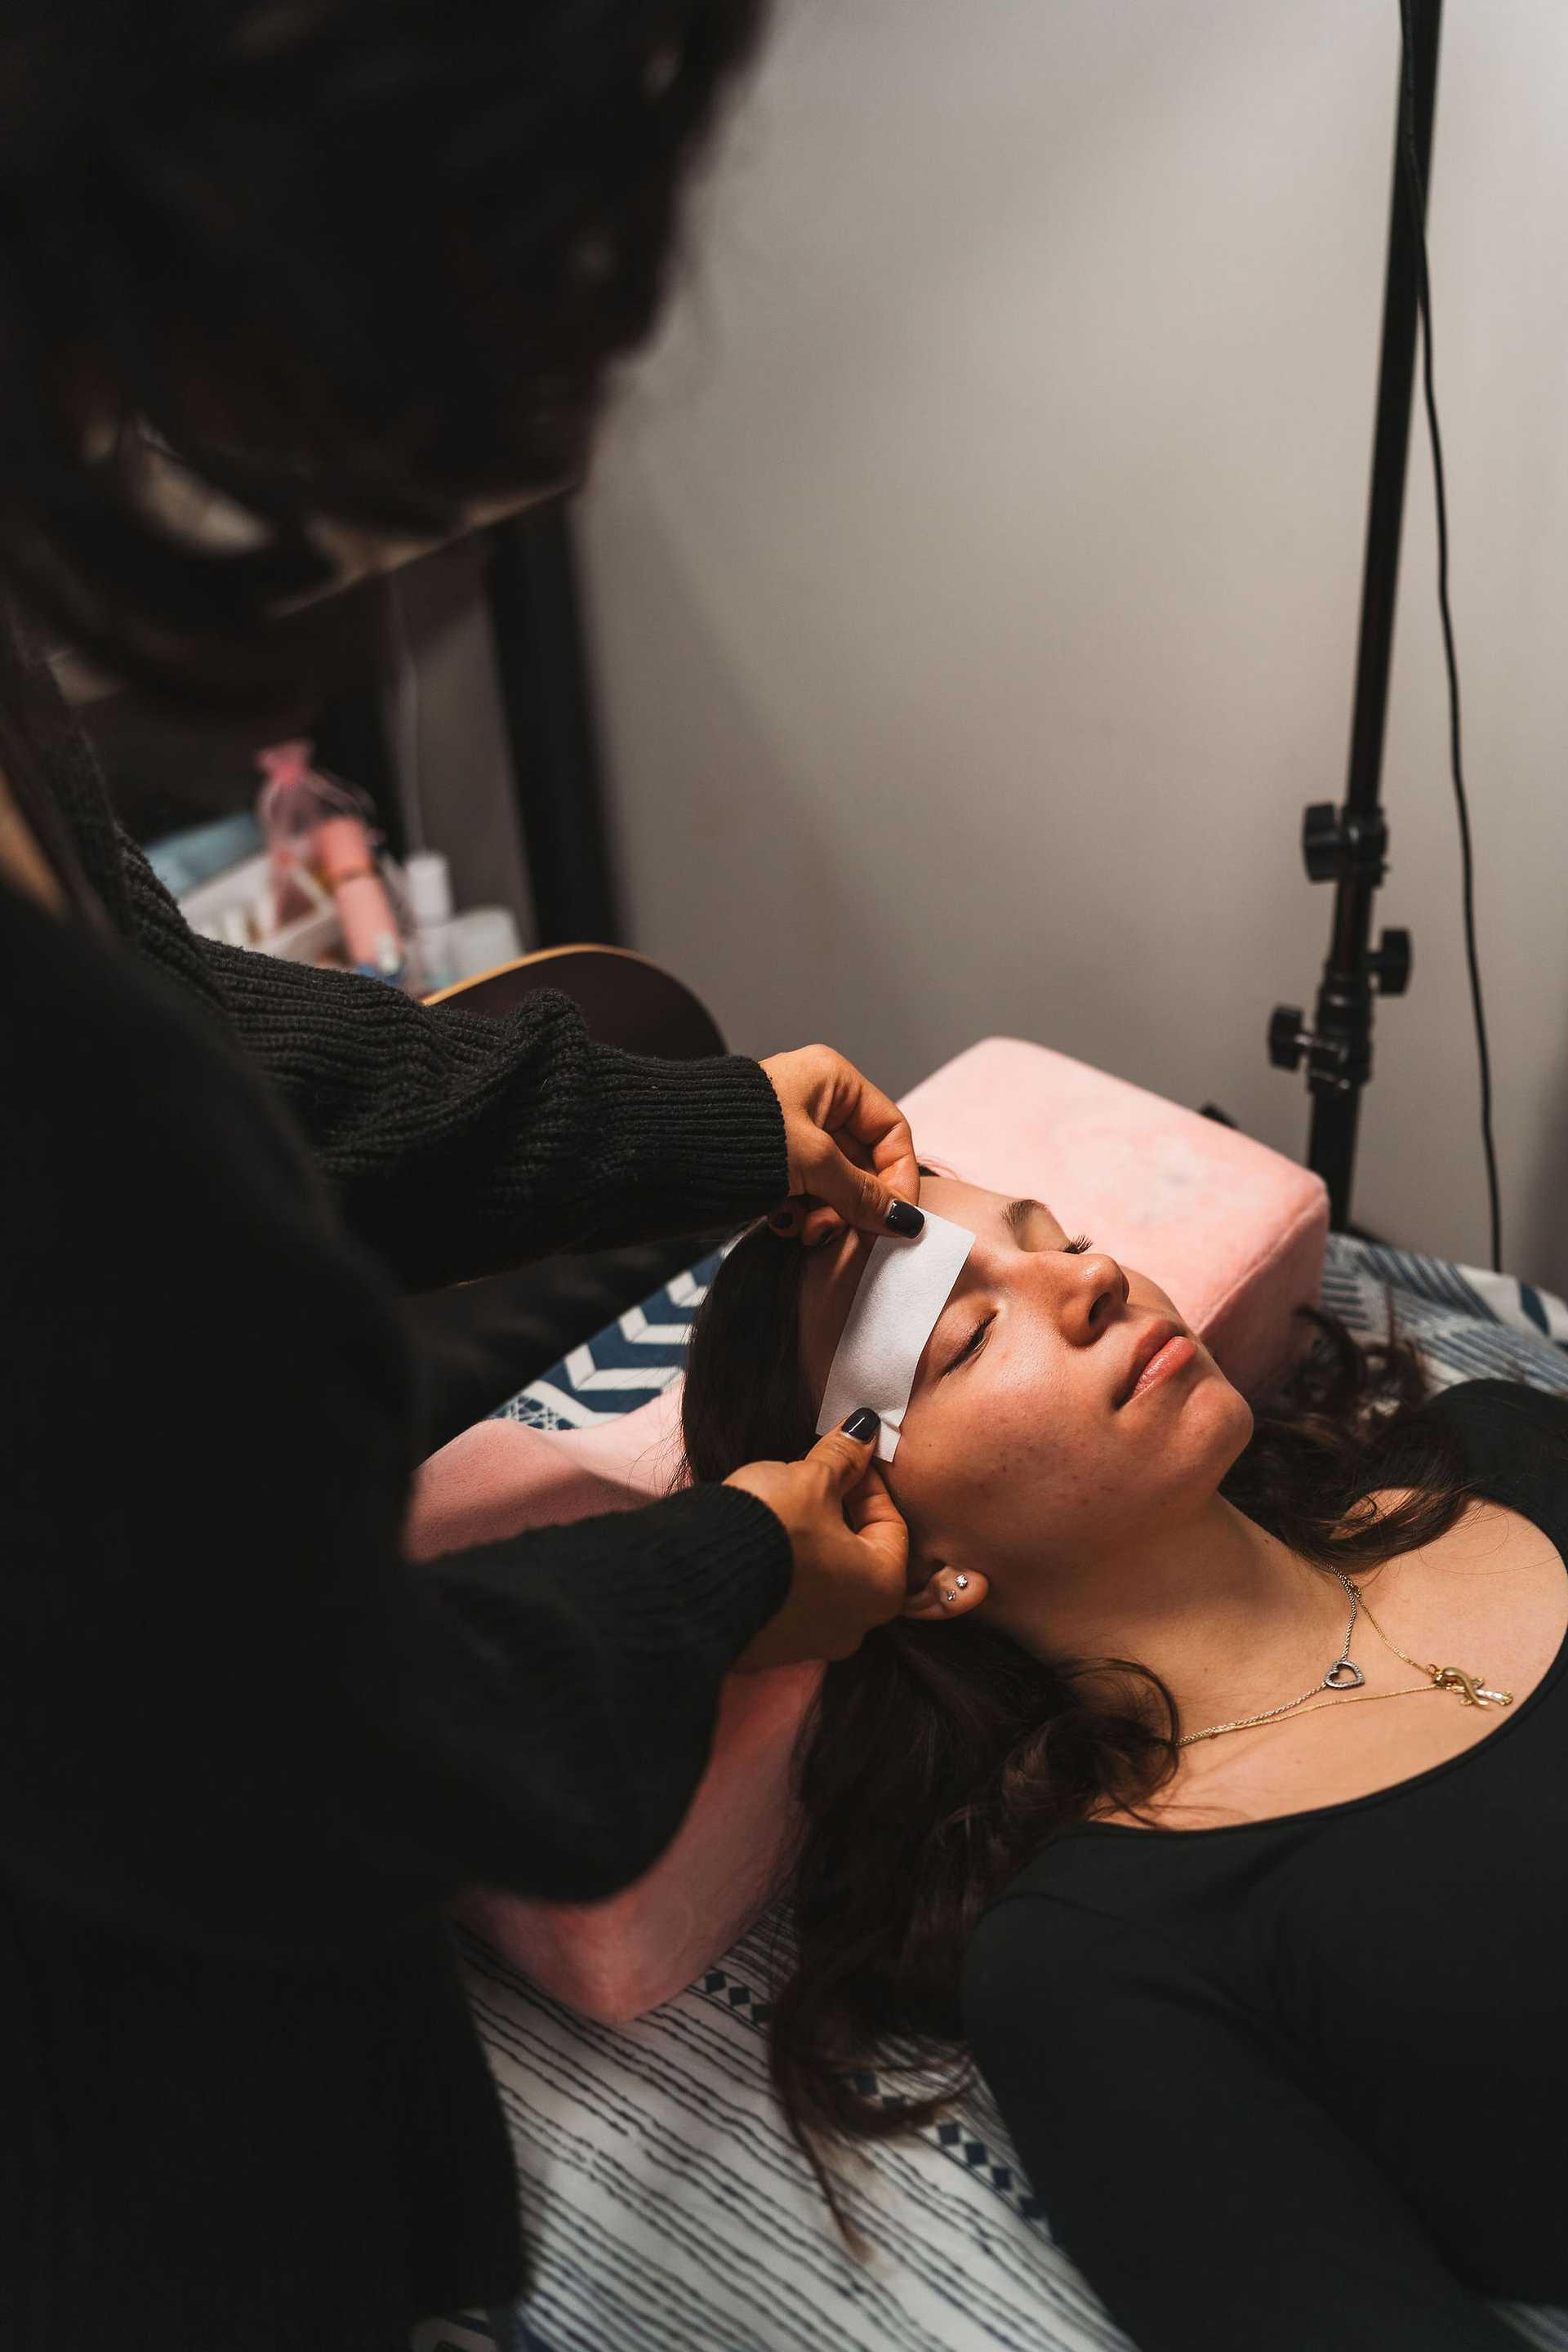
[403,851,456,993]
[443,905,522,983]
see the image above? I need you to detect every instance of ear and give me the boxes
[903,1566,990,1624]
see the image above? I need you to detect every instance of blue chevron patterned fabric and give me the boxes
[1317,1234,1568,1390]
[493,1250,724,1433]
[452,1236,1568,2352]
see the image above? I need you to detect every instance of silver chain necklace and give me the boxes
[1178,1570,1515,1748]
[1179,1571,1366,1748]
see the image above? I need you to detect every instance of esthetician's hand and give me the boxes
[760,1045,921,1246]
[727,1411,909,1671]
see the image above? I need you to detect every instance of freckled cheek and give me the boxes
[891,1388,1076,1557]
[931,1347,1158,1546]
[884,1410,978,1557]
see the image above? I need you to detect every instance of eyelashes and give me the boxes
[945,1315,993,1373]
[1065,1233,1094,1254]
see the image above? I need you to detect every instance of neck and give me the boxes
[1001,1495,1352,1738]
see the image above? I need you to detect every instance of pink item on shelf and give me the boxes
[256,740,405,978]
[256,740,322,926]
[314,814,404,981]
[405,1036,1329,2024]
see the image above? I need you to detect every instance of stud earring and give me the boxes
[954,1575,969,1590]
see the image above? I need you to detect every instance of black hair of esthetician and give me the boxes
[0,0,768,710]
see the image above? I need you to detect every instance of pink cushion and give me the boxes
[904,1039,1328,1401]
[408,1037,1327,2022]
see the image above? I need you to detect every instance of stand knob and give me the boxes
[1302,803,1341,884]
[1370,925,1411,996]
[1268,1004,1307,1071]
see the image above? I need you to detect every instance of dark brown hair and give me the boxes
[680,1207,1495,2226]
[0,0,767,709]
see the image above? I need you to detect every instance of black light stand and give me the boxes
[1267,0,1441,1231]
[486,502,622,947]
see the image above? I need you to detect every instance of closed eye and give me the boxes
[938,1236,1094,1378]
[941,1314,994,1377]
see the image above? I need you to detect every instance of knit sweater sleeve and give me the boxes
[2,880,793,1957]
[119,831,786,1289]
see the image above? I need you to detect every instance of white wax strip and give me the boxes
[816,1210,975,1463]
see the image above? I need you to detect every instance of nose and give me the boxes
[1054,1248,1129,1343]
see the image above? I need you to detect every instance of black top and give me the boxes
[963,1379,1568,2352]
[1,660,794,2350]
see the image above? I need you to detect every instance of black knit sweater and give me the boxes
[0,659,794,2349]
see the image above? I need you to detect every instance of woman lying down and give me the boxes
[680,1175,1568,2352]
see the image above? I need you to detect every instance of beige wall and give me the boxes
[578,0,1568,1290]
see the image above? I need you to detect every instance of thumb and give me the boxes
[800,1134,924,1242]
[808,1410,884,1496]
[844,1463,910,1583]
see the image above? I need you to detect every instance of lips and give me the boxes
[1114,1317,1181,1409]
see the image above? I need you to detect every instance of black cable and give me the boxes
[1395,0,1503,1273]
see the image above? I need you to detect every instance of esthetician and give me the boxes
[0,7,917,2346]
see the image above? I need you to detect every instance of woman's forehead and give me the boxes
[796,1175,1001,1404]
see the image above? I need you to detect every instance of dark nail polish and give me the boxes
[842,1408,880,1441]
[884,1200,924,1237]
[769,1210,795,1232]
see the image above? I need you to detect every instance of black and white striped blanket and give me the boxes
[421,1236,1568,2352]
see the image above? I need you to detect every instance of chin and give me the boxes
[1172,1362,1252,1460]
[1214,1383,1255,1466]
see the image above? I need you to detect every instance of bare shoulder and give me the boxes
[1357,1486,1561,1597]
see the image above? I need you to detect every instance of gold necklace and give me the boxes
[1356,1588,1515,1711]
[1178,1570,1515,1748]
